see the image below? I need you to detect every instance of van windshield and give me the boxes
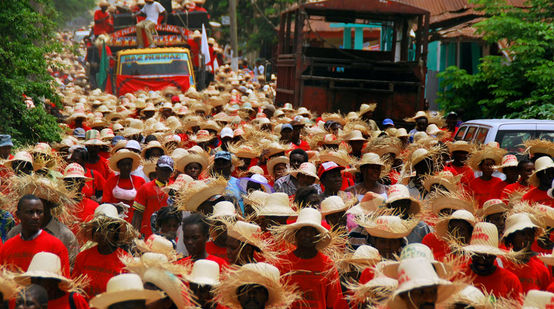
[495,130,554,153]
[120,52,190,77]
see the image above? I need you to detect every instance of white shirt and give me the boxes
[140,2,165,23]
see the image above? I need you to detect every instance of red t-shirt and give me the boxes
[468,177,503,207]
[492,180,511,199]
[86,156,112,181]
[93,10,113,35]
[176,254,229,271]
[289,140,311,152]
[422,232,450,262]
[102,175,146,209]
[72,246,128,298]
[501,182,533,201]
[443,163,475,188]
[460,262,522,300]
[0,231,70,276]
[76,198,99,223]
[547,281,554,293]
[522,187,554,207]
[82,168,106,199]
[501,256,551,293]
[48,292,89,309]
[359,267,374,284]
[278,251,345,309]
[206,241,228,263]
[133,180,169,237]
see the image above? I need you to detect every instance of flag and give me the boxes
[200,24,211,65]
[96,43,108,91]
[213,58,219,71]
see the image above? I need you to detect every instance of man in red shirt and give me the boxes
[93,1,113,36]
[443,141,474,188]
[132,156,173,237]
[522,156,554,207]
[290,119,311,152]
[501,159,534,201]
[63,163,99,224]
[0,195,70,276]
[469,157,504,208]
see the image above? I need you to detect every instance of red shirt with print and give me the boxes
[501,255,551,293]
[133,180,169,237]
[460,262,522,300]
[82,168,106,199]
[522,187,554,207]
[469,177,503,208]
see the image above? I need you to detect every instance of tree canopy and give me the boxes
[437,0,554,119]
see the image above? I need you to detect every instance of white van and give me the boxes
[454,119,554,153]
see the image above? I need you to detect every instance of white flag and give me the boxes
[201,24,211,65]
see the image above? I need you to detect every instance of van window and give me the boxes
[496,131,533,153]
[463,126,477,142]
[475,128,489,144]
[454,126,467,141]
[538,131,554,142]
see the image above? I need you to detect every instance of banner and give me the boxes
[116,75,190,95]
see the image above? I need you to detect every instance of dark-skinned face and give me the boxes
[15,291,44,309]
[297,174,316,188]
[117,158,134,178]
[189,283,213,307]
[237,284,269,309]
[29,278,61,301]
[399,286,438,309]
[484,213,506,235]
[0,145,12,160]
[184,162,202,179]
[17,199,44,236]
[280,129,292,143]
[63,177,86,195]
[273,163,288,180]
[155,166,172,183]
[213,158,232,178]
[519,162,534,181]
[538,168,554,187]
[479,159,495,177]
[452,151,469,165]
[508,228,535,252]
[447,219,473,244]
[325,211,346,227]
[471,254,496,273]
[289,154,306,170]
[414,158,434,176]
[13,161,34,175]
[388,199,412,219]
[182,224,208,258]
[295,226,320,250]
[145,148,164,160]
[415,117,428,131]
[362,164,382,182]
[372,237,404,259]
[502,166,519,183]
[226,237,255,265]
[159,218,180,240]
[321,169,343,193]
[348,140,364,154]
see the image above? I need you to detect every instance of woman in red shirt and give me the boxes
[468,145,506,207]
[501,159,535,201]
[67,147,105,202]
[521,156,554,207]
[102,150,145,218]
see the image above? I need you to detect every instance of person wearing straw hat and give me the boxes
[289,117,311,152]
[90,273,165,309]
[354,215,417,259]
[358,103,379,131]
[253,192,296,237]
[225,221,272,266]
[14,284,49,309]
[523,139,554,162]
[346,153,387,200]
[131,156,173,237]
[274,207,345,309]
[134,0,167,48]
[205,201,237,262]
[176,213,228,270]
[407,111,429,142]
[491,154,521,197]
[478,198,509,239]
[458,222,522,299]
[500,213,551,293]
[239,174,274,195]
[386,184,431,243]
[15,252,89,309]
[62,163,99,223]
[337,244,381,287]
[501,158,535,201]
[72,204,136,298]
[522,156,554,207]
[214,262,300,309]
[443,141,475,188]
[266,155,290,185]
[385,257,462,309]
[5,151,34,176]
[84,129,113,181]
[102,149,146,211]
[184,259,223,309]
[151,206,183,246]
[67,146,106,202]
[320,195,354,229]
[176,147,210,180]
[273,149,309,196]
[467,144,507,207]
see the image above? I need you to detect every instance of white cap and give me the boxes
[126,140,141,152]
[220,127,234,139]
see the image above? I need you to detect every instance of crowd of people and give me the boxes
[1,25,554,309]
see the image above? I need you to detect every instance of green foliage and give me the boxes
[0,0,62,146]
[437,0,554,119]
[52,0,96,25]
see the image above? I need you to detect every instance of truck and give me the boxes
[275,0,430,123]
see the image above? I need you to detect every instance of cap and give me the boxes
[382,118,394,126]
[317,161,344,178]
[157,155,174,172]
[73,128,86,138]
[281,124,293,132]
[171,95,180,103]
[220,127,234,139]
[126,140,142,152]
[111,136,126,146]
[214,151,232,162]
[0,135,13,147]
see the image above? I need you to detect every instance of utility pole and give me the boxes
[229,0,239,71]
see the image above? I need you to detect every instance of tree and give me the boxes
[0,0,62,146]
[437,0,554,119]
[52,0,96,25]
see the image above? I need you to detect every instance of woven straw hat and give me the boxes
[347,192,386,216]
[497,154,518,171]
[63,163,92,180]
[356,152,384,169]
[267,156,289,176]
[191,130,214,143]
[357,215,418,239]
[89,274,164,309]
[108,149,142,172]
[344,129,366,142]
[462,222,507,256]
[523,290,554,309]
[529,156,554,187]
[175,178,228,212]
[523,139,554,158]
[381,243,450,280]
[339,245,381,266]
[386,258,461,309]
[5,151,33,169]
[446,285,489,309]
[208,201,237,219]
[502,213,539,240]
[282,208,331,249]
[422,171,461,193]
[141,141,165,158]
[447,141,473,153]
[468,145,507,171]
[534,204,554,228]
[255,192,296,217]
[227,221,265,250]
[434,210,476,239]
[478,199,508,218]
[162,174,194,193]
[175,149,210,173]
[359,103,377,117]
[429,193,476,216]
[215,262,298,309]
[135,234,175,256]
[0,268,18,300]
[142,267,192,309]
[290,162,319,180]
[15,252,72,289]
[320,195,349,215]
[185,259,220,286]
[386,184,421,216]
[318,149,352,167]
[244,190,270,208]
[410,148,432,167]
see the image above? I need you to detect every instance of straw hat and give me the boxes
[410,148,433,167]
[100,128,115,141]
[108,149,142,172]
[290,162,319,180]
[336,245,381,274]
[529,156,554,187]
[244,190,270,208]
[405,110,428,122]
[82,203,138,245]
[6,175,76,213]
[0,268,18,300]
[478,199,508,218]
[434,210,476,239]
[185,259,220,286]
[141,141,165,158]
[386,184,422,216]
[5,151,33,169]
[446,285,489,309]
[191,130,214,143]
[89,274,164,309]
[381,243,451,280]
[15,252,72,289]
[320,196,350,216]
[356,152,384,169]
[343,130,366,142]
[267,156,289,176]
[63,163,92,181]
[227,143,260,159]
[534,204,554,228]
[281,208,331,249]
[208,201,237,219]
[84,129,109,146]
[142,267,192,309]
[429,192,476,216]
[318,149,352,167]
[357,215,417,239]
[462,222,507,256]
[467,145,507,171]
[359,103,377,117]
[523,290,554,309]
[255,192,296,217]
[215,262,298,309]
[135,234,176,257]
[386,258,461,309]
[175,149,209,173]
[523,139,554,158]
[227,221,266,250]
[248,165,264,176]
[296,107,311,118]
[265,142,290,158]
[347,192,386,216]
[422,171,461,194]
[163,174,194,194]
[497,154,518,172]
[502,213,539,240]
[175,178,228,212]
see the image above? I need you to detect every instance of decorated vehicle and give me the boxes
[115,47,195,95]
